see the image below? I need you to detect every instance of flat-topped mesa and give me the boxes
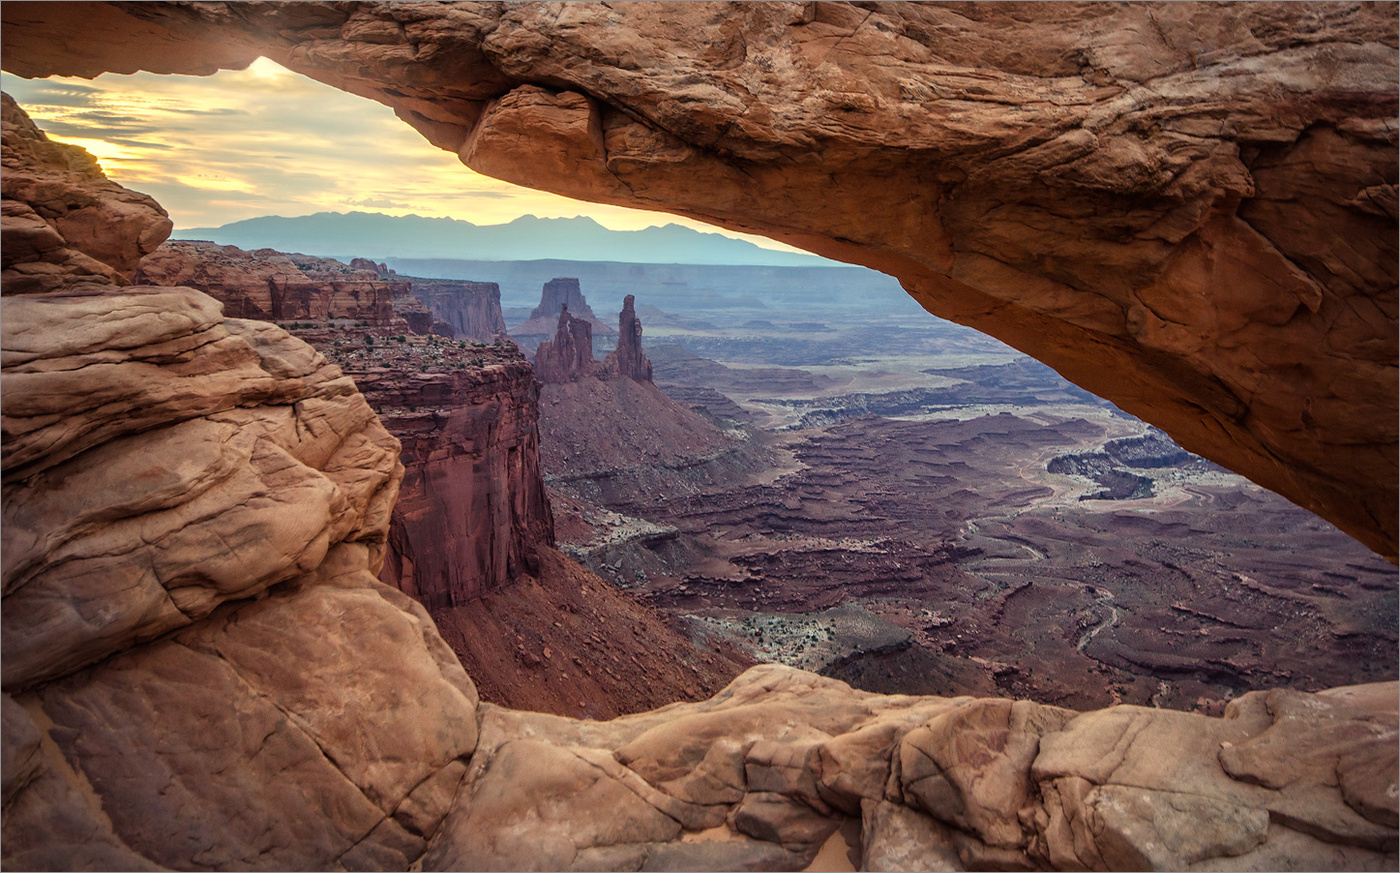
[531,277,604,326]
[350,256,394,277]
[600,294,653,383]
[410,278,508,342]
[533,304,598,384]
[137,239,410,328]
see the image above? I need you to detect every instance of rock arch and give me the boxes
[3,0,1396,558]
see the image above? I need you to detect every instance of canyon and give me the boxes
[531,274,1396,715]
[132,231,749,721]
[2,3,1398,872]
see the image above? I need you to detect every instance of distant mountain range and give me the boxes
[175,212,839,267]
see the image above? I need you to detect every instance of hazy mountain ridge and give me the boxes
[176,211,839,267]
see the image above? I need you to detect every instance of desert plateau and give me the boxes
[2,2,1397,872]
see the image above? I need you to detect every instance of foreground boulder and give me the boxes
[2,92,478,871]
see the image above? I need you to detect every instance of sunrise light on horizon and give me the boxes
[0,57,809,251]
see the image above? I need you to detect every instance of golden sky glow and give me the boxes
[0,58,805,251]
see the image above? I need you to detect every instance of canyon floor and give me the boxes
[521,265,1399,715]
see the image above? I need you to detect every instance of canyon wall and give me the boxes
[137,239,406,324]
[5,0,1393,557]
[409,278,508,342]
[2,92,481,871]
[362,352,554,608]
[134,240,554,610]
[2,91,1396,873]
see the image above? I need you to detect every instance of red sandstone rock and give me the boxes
[132,239,555,611]
[363,352,555,608]
[513,276,616,349]
[600,294,654,383]
[409,278,508,341]
[137,239,407,326]
[1,92,170,293]
[1,94,1395,873]
[3,98,480,870]
[533,304,598,384]
[4,1,1392,556]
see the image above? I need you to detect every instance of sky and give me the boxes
[0,58,805,251]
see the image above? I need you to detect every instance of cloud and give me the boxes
[348,197,411,209]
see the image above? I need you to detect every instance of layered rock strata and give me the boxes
[533,304,598,384]
[2,93,1396,873]
[599,293,654,382]
[133,239,554,610]
[409,278,508,342]
[1,91,170,293]
[421,666,1398,872]
[5,1,1393,556]
[357,346,554,608]
[137,239,408,326]
[3,95,480,871]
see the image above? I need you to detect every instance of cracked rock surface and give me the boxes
[3,1,1395,557]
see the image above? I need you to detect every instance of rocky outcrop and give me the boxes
[600,293,654,383]
[512,276,616,351]
[351,256,394,276]
[357,348,555,608]
[5,1,1393,557]
[391,292,448,336]
[536,294,655,384]
[421,666,1397,872]
[3,96,479,871]
[137,239,408,326]
[1,91,170,293]
[2,94,1396,873]
[409,278,508,342]
[532,304,598,384]
[132,238,554,610]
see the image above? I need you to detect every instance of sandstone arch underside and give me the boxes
[4,0,1397,558]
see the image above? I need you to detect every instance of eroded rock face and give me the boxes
[600,293,654,383]
[3,97,481,870]
[513,276,616,351]
[4,1,1393,556]
[420,665,1397,872]
[1,91,170,293]
[365,352,555,608]
[533,304,599,384]
[409,279,507,342]
[137,239,407,325]
[132,239,554,610]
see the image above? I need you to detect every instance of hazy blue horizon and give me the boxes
[175,210,843,268]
